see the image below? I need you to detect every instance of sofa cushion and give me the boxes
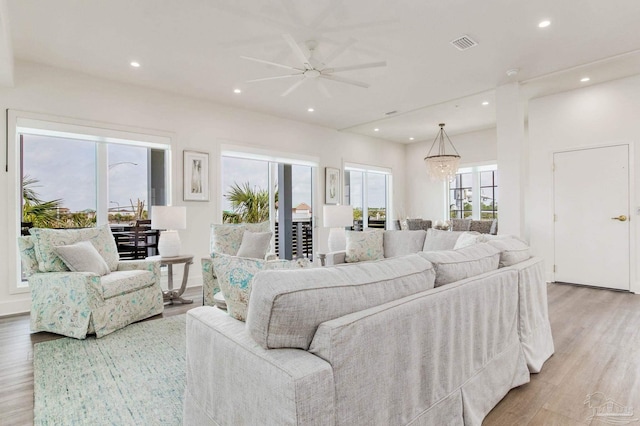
[29,225,119,273]
[54,240,110,276]
[383,230,427,258]
[213,253,311,321]
[469,220,494,234]
[450,218,470,231]
[418,243,500,287]
[487,238,531,267]
[100,269,155,299]
[209,222,270,256]
[236,231,272,259]
[247,254,436,349]
[345,230,384,263]
[453,231,483,250]
[423,228,466,252]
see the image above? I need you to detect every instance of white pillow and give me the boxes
[53,240,110,276]
[345,230,384,263]
[418,243,500,287]
[236,231,272,259]
[453,231,482,250]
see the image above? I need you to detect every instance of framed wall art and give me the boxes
[183,150,209,201]
[325,167,340,204]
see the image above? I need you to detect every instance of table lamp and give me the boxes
[323,205,354,252]
[151,206,187,258]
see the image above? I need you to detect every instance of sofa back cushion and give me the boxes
[383,230,427,258]
[487,238,530,267]
[29,225,119,273]
[247,254,436,349]
[418,243,500,287]
[422,228,466,252]
[209,222,270,256]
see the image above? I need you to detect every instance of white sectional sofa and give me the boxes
[183,233,554,425]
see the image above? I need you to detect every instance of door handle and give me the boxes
[611,215,627,222]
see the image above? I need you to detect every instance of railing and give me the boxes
[353,219,386,231]
[274,219,313,260]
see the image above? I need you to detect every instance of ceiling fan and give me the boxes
[240,34,386,97]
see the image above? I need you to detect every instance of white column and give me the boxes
[495,83,526,237]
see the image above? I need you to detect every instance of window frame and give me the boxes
[447,164,498,220]
[343,162,393,230]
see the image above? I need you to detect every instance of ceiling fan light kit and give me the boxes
[424,123,461,182]
[241,34,386,97]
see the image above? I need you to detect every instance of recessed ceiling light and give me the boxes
[580,77,590,83]
[130,61,141,68]
[482,101,489,106]
[409,137,415,141]
[374,128,380,132]
[307,107,315,112]
[538,20,551,28]
[233,88,242,94]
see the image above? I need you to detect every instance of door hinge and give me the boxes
[554,214,557,222]
[552,163,555,172]
[553,265,557,273]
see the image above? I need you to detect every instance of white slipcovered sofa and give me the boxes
[183,236,554,425]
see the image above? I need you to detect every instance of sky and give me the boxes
[22,135,148,212]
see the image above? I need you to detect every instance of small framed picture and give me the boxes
[183,150,209,201]
[325,167,340,204]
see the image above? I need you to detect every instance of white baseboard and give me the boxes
[0,297,31,317]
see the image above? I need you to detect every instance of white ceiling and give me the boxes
[3,0,640,143]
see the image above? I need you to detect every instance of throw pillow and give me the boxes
[209,222,270,256]
[453,231,482,250]
[54,240,111,276]
[236,231,272,259]
[345,230,384,263]
[29,225,119,272]
[486,238,531,267]
[213,253,311,321]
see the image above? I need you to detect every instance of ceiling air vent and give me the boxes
[450,35,478,51]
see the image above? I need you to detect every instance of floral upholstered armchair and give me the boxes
[18,225,164,339]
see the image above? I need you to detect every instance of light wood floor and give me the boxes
[1,284,639,425]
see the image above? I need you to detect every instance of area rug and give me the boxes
[33,315,186,426]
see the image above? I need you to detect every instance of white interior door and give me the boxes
[553,145,630,290]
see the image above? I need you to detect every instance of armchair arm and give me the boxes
[201,257,219,307]
[29,271,100,339]
[318,251,346,266]
[117,259,161,283]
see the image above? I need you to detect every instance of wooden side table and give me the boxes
[150,255,194,304]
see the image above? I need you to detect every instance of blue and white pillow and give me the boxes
[212,253,311,321]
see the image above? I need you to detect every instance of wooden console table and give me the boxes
[149,255,194,304]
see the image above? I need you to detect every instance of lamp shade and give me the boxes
[151,206,187,230]
[323,205,353,228]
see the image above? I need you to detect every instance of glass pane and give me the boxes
[346,171,363,227]
[460,172,473,188]
[108,144,149,225]
[480,171,494,187]
[22,135,97,228]
[221,157,270,223]
[367,172,386,228]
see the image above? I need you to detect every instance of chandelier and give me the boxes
[423,123,461,182]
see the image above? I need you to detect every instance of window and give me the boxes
[344,164,392,230]
[449,165,498,219]
[9,111,172,291]
[220,148,317,259]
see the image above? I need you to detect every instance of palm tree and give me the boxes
[22,176,63,228]
[224,182,271,223]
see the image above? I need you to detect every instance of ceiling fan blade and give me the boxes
[320,74,370,88]
[321,37,356,68]
[240,56,302,71]
[282,34,312,69]
[246,74,302,83]
[281,77,308,97]
[324,61,387,73]
[317,80,332,98]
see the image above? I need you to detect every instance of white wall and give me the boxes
[404,127,497,220]
[527,74,640,293]
[0,61,406,316]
